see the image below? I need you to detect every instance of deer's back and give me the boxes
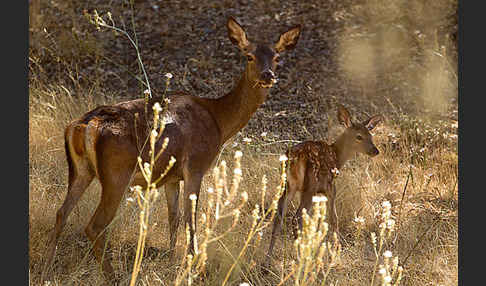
[71,92,222,184]
[288,141,338,194]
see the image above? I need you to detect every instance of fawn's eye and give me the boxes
[247,54,255,62]
[356,134,363,141]
[274,54,280,62]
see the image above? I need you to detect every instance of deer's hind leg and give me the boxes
[41,132,95,282]
[293,168,318,238]
[84,170,131,282]
[267,158,305,258]
[293,188,316,238]
[267,177,299,258]
[84,141,137,282]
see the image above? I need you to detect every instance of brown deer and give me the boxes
[266,104,382,258]
[41,17,301,282]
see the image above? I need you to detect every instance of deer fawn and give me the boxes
[41,17,301,282]
[266,104,382,258]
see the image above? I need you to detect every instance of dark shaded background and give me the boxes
[29,0,458,142]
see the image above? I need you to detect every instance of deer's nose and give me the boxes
[261,69,276,83]
[370,147,379,156]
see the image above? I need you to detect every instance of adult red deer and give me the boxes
[267,104,382,258]
[41,16,301,282]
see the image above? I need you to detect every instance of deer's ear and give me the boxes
[275,25,301,53]
[227,16,250,51]
[363,115,382,131]
[337,104,353,128]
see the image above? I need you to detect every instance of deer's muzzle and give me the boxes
[368,146,379,157]
[259,69,277,88]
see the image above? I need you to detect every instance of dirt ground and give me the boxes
[29,0,458,141]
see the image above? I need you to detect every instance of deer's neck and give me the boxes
[195,68,269,144]
[331,134,353,169]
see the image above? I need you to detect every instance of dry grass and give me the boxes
[29,0,457,285]
[29,84,457,285]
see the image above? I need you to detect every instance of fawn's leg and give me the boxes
[267,183,298,258]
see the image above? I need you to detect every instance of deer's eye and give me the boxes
[356,134,363,141]
[274,54,280,62]
[247,54,255,62]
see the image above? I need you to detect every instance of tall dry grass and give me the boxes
[29,81,457,285]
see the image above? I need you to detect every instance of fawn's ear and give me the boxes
[337,104,353,128]
[227,16,250,51]
[274,25,301,53]
[363,115,382,131]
